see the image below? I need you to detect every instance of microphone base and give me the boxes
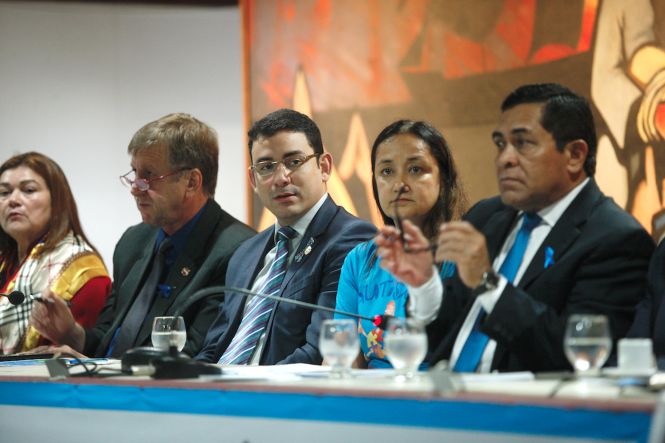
[151,354,222,379]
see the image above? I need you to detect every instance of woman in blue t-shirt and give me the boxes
[335,120,466,368]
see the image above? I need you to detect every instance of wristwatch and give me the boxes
[473,270,499,295]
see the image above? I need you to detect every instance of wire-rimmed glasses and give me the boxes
[119,169,188,192]
[249,153,319,177]
[392,185,437,254]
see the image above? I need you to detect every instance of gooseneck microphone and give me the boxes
[174,285,391,329]
[125,285,393,379]
[1,290,26,306]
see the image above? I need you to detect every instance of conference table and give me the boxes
[0,359,660,443]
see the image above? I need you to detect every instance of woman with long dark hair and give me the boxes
[334,120,466,368]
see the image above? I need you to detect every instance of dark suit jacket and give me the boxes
[196,196,376,364]
[86,199,255,357]
[429,180,654,372]
[629,240,665,359]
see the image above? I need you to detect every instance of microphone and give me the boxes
[174,285,392,329]
[1,291,26,306]
[0,290,61,306]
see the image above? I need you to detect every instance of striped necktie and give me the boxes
[218,226,296,365]
[453,213,541,372]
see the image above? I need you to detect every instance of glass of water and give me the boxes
[319,319,359,378]
[151,316,186,352]
[564,314,612,375]
[384,317,428,380]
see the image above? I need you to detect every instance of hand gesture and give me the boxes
[435,221,492,288]
[30,289,84,351]
[375,220,434,287]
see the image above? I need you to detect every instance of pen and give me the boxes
[30,295,71,307]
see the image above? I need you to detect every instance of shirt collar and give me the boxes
[274,193,328,242]
[155,200,208,253]
[533,177,590,227]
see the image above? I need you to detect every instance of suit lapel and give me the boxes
[518,180,600,289]
[117,236,156,316]
[98,231,157,352]
[278,196,336,298]
[229,230,274,318]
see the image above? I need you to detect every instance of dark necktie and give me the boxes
[218,226,296,365]
[110,238,173,358]
[453,213,541,372]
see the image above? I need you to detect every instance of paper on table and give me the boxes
[459,371,535,384]
[201,363,331,382]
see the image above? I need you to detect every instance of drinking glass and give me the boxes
[151,316,187,352]
[563,314,612,375]
[384,317,428,380]
[319,319,359,378]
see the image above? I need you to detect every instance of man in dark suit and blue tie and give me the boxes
[196,109,375,365]
[376,84,654,373]
[31,113,255,357]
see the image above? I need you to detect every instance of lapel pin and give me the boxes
[158,284,172,299]
[295,238,315,263]
[181,267,191,277]
[544,246,555,269]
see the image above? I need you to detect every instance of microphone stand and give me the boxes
[140,285,392,379]
[173,285,390,329]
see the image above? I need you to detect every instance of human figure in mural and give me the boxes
[592,0,665,239]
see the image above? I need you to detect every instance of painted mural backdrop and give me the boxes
[243,0,665,240]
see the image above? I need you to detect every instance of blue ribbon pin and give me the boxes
[544,246,555,269]
[157,284,172,299]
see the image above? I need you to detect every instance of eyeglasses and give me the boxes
[249,154,319,177]
[119,169,188,192]
[393,185,437,254]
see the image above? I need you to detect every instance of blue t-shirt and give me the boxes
[334,240,455,368]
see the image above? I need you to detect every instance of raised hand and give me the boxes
[435,221,492,288]
[375,220,434,287]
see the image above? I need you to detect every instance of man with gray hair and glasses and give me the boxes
[32,113,255,358]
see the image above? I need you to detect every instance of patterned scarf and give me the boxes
[0,232,107,353]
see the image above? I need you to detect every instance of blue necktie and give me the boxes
[453,213,541,372]
[218,226,296,365]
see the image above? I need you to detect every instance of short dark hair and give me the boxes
[247,109,324,159]
[501,83,597,176]
[371,120,467,240]
[128,113,219,197]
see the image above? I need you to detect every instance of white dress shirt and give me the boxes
[246,193,329,365]
[410,178,589,372]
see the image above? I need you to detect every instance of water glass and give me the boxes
[319,319,359,378]
[384,317,427,380]
[563,314,612,375]
[151,316,187,352]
